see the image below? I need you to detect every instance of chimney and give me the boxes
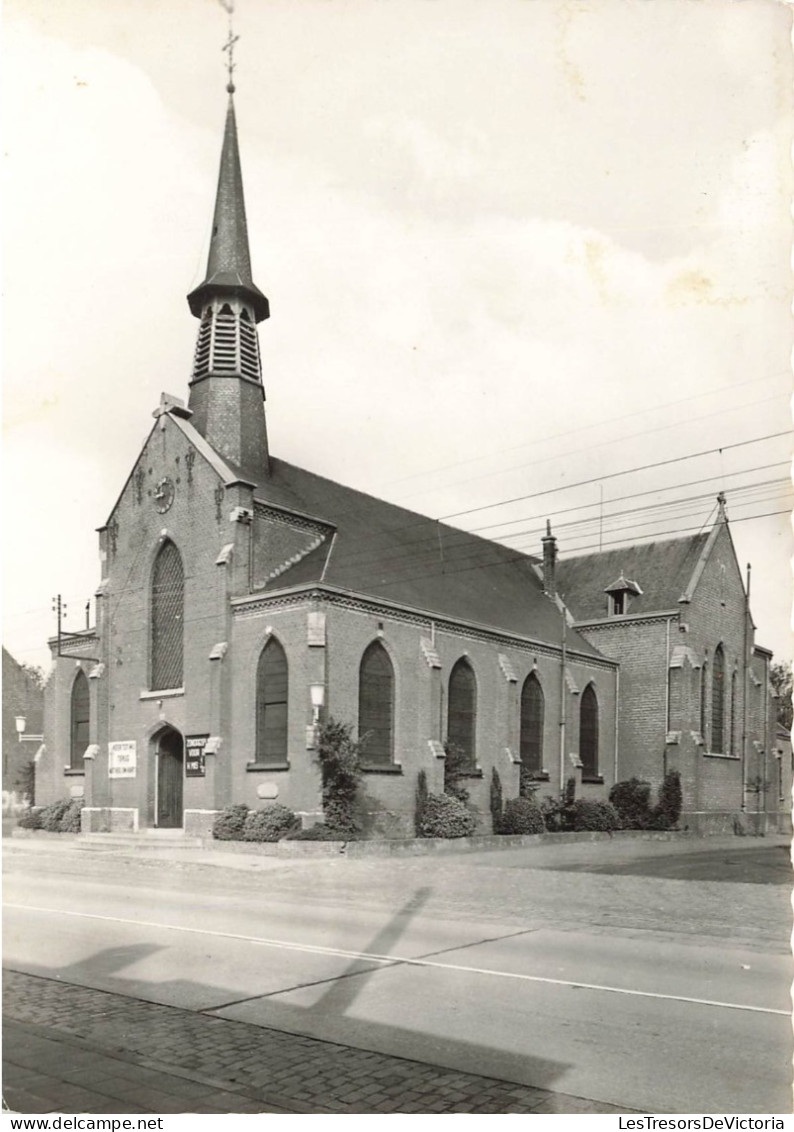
[542,520,557,598]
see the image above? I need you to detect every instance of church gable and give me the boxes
[251,503,333,589]
[100,412,228,587]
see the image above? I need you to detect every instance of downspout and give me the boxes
[613,664,620,784]
[664,617,671,777]
[559,601,567,793]
[741,563,750,813]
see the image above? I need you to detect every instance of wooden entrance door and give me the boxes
[156,728,183,828]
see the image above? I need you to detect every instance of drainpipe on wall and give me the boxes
[559,600,567,794]
[741,563,751,813]
[664,617,671,776]
[613,665,620,785]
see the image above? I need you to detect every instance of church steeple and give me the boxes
[187,94,269,324]
[186,75,270,478]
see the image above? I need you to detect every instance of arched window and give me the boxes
[358,641,395,765]
[730,670,738,757]
[711,645,725,753]
[448,659,477,769]
[699,661,708,742]
[256,638,289,764]
[520,673,544,775]
[70,670,90,772]
[580,683,599,778]
[151,540,184,690]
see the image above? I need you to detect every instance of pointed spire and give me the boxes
[187,94,269,323]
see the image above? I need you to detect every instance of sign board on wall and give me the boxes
[108,741,137,778]
[185,734,210,778]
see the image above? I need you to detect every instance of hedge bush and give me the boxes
[316,718,365,834]
[490,768,504,833]
[651,770,683,830]
[415,769,429,837]
[418,792,476,839]
[212,803,250,841]
[609,778,652,829]
[60,800,83,833]
[500,796,545,835]
[40,799,73,833]
[570,799,621,832]
[242,804,299,842]
[16,806,43,830]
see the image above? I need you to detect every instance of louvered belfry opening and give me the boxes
[580,684,599,777]
[358,641,395,765]
[256,638,288,764]
[151,540,184,691]
[70,670,90,771]
[448,658,477,769]
[520,673,544,774]
[711,644,725,753]
[191,299,262,384]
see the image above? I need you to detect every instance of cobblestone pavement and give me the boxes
[3,970,639,1115]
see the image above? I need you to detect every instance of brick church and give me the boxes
[38,84,789,838]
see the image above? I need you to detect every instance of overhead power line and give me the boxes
[438,431,792,522]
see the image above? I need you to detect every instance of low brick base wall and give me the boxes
[81,807,139,833]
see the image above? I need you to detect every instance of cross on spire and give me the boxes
[219,0,238,93]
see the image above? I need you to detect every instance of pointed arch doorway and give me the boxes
[155,726,184,828]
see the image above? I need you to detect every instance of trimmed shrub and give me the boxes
[284,823,351,841]
[443,742,470,804]
[242,804,299,842]
[609,778,652,830]
[651,770,683,830]
[418,792,476,839]
[40,799,72,833]
[415,769,429,837]
[16,807,43,830]
[490,768,504,833]
[212,803,250,841]
[501,797,545,835]
[316,718,365,834]
[60,800,83,833]
[540,778,577,832]
[570,799,621,832]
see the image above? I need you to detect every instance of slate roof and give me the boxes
[244,456,603,658]
[555,533,710,622]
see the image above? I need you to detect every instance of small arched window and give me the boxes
[70,670,90,772]
[730,670,738,757]
[256,638,289,764]
[448,659,477,769]
[520,673,544,775]
[699,660,708,742]
[358,641,395,765]
[151,540,184,690]
[711,645,725,753]
[580,683,599,778]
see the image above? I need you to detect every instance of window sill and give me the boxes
[458,768,483,779]
[63,768,85,776]
[526,771,550,782]
[246,762,290,772]
[361,764,403,775]
[703,752,741,761]
[582,775,604,784]
[140,688,184,700]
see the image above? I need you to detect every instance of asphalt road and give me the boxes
[3,838,792,1114]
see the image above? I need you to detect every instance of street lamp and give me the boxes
[309,683,325,725]
[15,716,26,741]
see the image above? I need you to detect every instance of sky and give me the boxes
[3,0,793,674]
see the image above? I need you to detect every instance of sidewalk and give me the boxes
[3,970,639,1115]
